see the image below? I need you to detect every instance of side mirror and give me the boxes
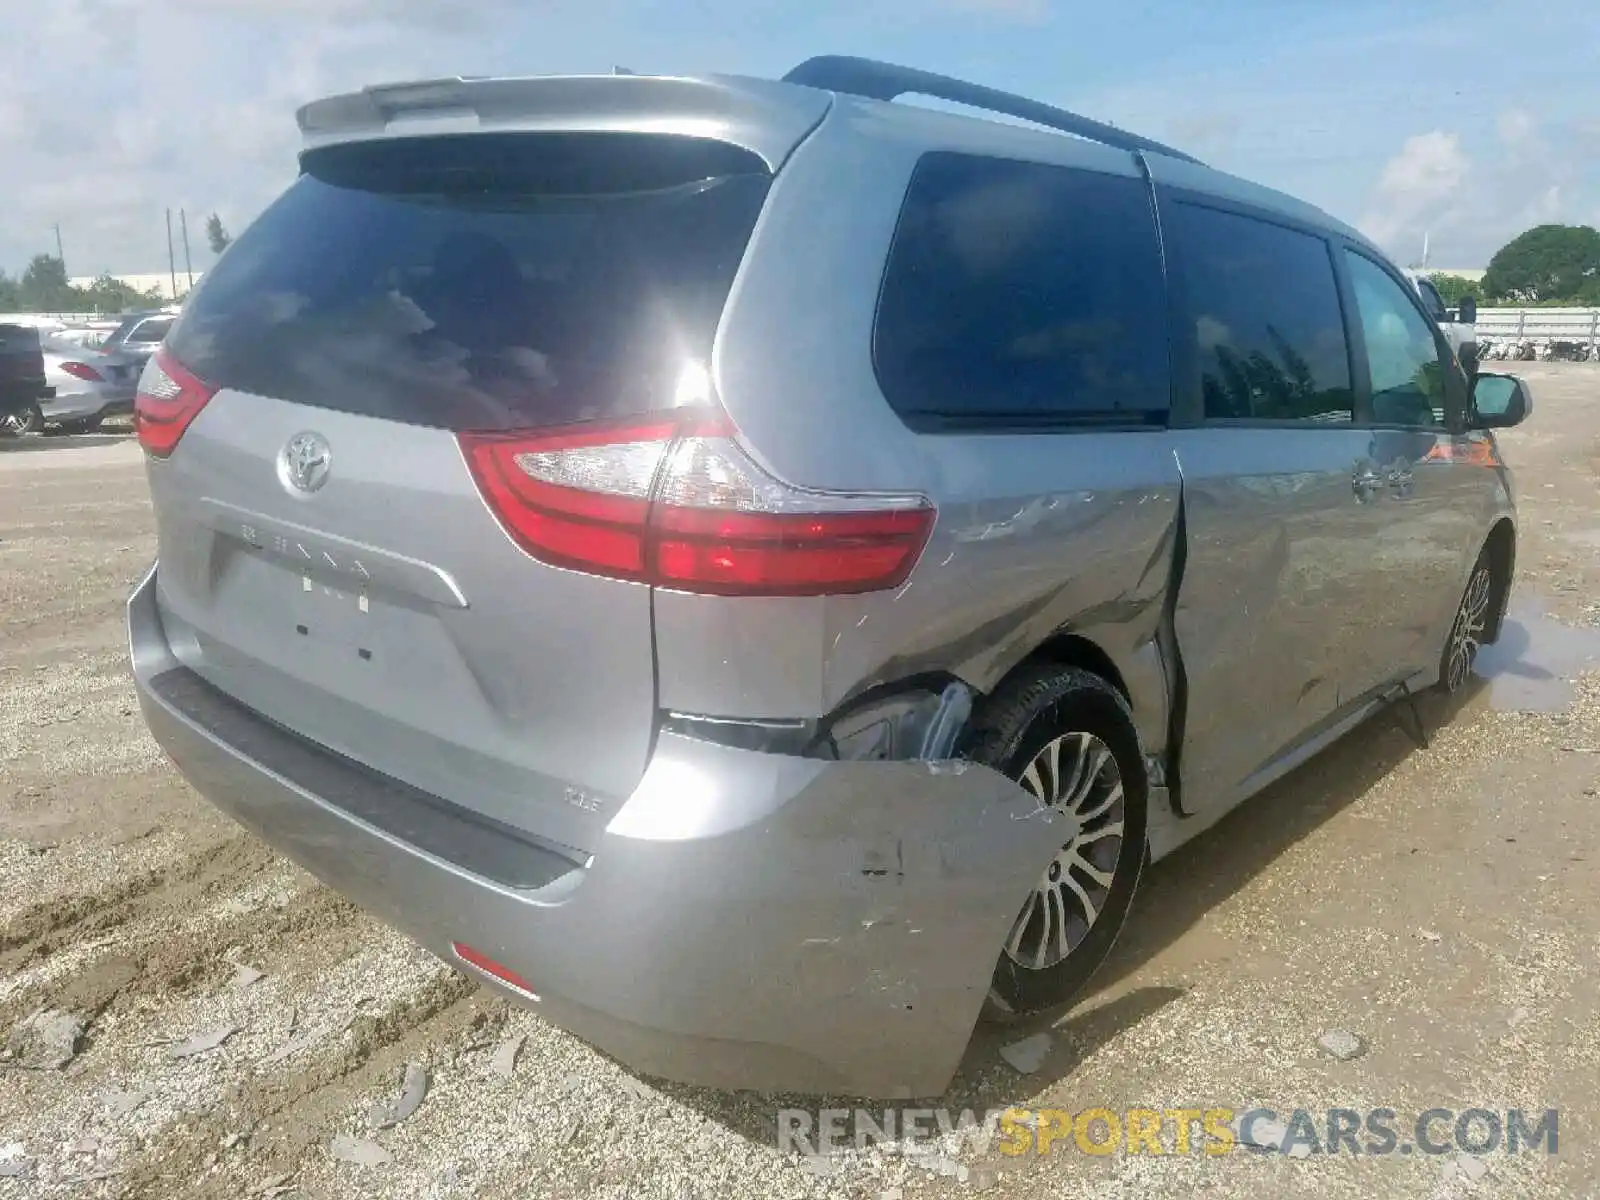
[1472,372,1532,429]
[1459,296,1477,325]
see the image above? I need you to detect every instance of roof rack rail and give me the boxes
[781,55,1202,165]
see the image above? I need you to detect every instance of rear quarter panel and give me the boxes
[654,101,1183,755]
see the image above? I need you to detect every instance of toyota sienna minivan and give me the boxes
[128,55,1532,1100]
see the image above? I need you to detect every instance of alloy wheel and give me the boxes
[1446,564,1493,692]
[1004,731,1126,970]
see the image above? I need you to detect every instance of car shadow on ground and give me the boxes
[1093,681,1482,993]
[662,681,1483,1144]
[0,431,135,452]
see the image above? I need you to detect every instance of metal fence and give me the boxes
[0,313,122,332]
[1474,307,1600,358]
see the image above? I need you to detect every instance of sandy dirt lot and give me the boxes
[2,372,1598,1200]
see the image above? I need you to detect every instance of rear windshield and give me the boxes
[0,325,42,354]
[168,133,772,430]
[127,317,174,344]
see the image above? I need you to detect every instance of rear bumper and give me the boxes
[41,386,134,423]
[129,563,1055,1098]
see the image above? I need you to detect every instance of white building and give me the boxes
[68,272,201,301]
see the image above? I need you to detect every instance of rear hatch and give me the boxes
[0,324,47,405]
[146,129,776,855]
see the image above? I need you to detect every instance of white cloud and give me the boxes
[1496,108,1535,145]
[1358,131,1469,250]
[2,0,1595,278]
[0,2,527,277]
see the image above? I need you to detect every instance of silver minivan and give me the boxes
[128,56,1532,1100]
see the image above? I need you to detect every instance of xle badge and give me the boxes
[564,787,603,813]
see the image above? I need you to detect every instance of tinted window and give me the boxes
[1346,251,1449,428]
[874,153,1170,427]
[1169,203,1353,422]
[167,133,772,430]
[1415,277,1447,323]
[128,317,173,343]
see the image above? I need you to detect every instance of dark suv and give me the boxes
[0,323,51,435]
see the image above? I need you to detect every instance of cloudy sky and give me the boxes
[3,0,1597,278]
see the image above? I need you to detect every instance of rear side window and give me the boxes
[167,133,772,430]
[1415,277,1448,324]
[1168,202,1353,423]
[128,317,173,344]
[874,153,1170,428]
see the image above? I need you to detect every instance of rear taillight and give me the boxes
[59,361,104,382]
[134,347,216,459]
[459,410,935,597]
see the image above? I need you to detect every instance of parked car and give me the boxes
[0,322,50,436]
[99,310,178,370]
[1404,269,1478,375]
[128,56,1531,1100]
[40,334,140,433]
[39,321,121,350]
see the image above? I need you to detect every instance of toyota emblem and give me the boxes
[280,431,332,495]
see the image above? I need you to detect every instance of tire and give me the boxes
[1439,548,1495,695]
[963,665,1148,1022]
[0,402,43,437]
[59,416,104,435]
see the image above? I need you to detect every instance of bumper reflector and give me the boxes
[451,941,541,1001]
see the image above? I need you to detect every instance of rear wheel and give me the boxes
[1439,550,1495,694]
[0,402,43,437]
[965,666,1148,1021]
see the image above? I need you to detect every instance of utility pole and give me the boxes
[166,208,178,302]
[179,209,194,293]
[53,223,65,273]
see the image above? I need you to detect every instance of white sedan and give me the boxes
[39,334,140,433]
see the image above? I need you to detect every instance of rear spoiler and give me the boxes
[295,74,833,173]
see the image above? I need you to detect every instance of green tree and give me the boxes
[1428,272,1482,307]
[205,212,231,256]
[1482,224,1600,302]
[0,256,167,314]
[77,273,167,313]
[19,253,75,311]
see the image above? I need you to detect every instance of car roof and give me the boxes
[293,57,1383,262]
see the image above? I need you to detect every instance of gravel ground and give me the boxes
[2,377,1598,1200]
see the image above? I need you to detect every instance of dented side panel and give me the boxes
[1166,426,1391,820]
[655,428,1185,759]
[657,108,1185,763]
